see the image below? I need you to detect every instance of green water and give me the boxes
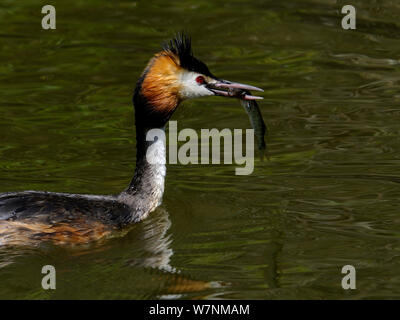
[1,0,400,299]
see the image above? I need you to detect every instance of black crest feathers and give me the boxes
[163,32,192,68]
[163,33,215,78]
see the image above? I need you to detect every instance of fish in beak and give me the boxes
[206,79,264,100]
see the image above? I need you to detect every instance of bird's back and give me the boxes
[0,191,132,246]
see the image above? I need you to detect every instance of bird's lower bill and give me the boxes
[206,79,264,100]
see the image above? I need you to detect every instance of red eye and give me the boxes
[196,76,205,84]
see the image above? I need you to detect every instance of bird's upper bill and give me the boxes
[205,79,264,101]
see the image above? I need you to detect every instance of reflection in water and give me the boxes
[124,208,226,298]
[125,208,175,272]
[0,207,224,299]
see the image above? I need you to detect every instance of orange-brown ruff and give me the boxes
[140,51,182,116]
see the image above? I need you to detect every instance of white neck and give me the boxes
[118,127,166,223]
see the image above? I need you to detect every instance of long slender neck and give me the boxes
[118,123,167,223]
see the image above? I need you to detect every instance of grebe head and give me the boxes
[134,33,263,128]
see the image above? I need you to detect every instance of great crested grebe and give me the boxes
[0,34,263,245]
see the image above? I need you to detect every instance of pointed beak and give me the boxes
[206,79,264,100]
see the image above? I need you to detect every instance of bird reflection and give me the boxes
[123,207,223,297]
[0,206,222,298]
[124,207,175,272]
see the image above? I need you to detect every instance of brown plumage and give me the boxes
[0,219,112,246]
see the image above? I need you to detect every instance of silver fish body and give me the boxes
[239,91,267,154]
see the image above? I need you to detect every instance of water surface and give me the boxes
[1,0,400,299]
